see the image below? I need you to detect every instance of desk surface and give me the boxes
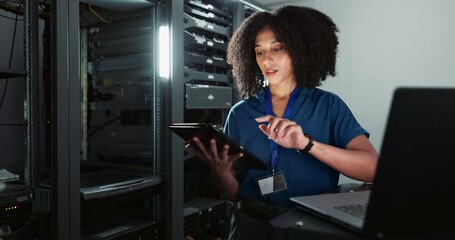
[269,184,455,240]
[270,208,362,240]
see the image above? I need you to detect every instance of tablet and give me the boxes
[169,123,267,170]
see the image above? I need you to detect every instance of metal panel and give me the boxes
[24,0,40,187]
[185,84,232,109]
[183,66,229,84]
[80,0,153,12]
[184,51,228,69]
[54,0,81,239]
[184,30,227,52]
[162,0,185,239]
[183,12,230,38]
[93,53,152,72]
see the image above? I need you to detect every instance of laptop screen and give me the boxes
[364,87,455,233]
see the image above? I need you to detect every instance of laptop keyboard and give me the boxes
[334,203,366,219]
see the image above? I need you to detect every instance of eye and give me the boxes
[255,50,264,57]
[272,44,285,53]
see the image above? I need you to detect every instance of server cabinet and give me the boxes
[181,0,234,235]
[179,1,269,239]
[79,2,162,239]
[46,1,163,239]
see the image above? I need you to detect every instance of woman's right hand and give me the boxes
[186,137,243,179]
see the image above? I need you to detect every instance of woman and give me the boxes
[188,5,378,208]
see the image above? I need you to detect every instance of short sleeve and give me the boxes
[331,96,369,148]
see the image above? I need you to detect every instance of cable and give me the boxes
[88,4,111,24]
[0,1,22,112]
[0,1,49,19]
[0,2,23,15]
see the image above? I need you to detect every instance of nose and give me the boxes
[262,51,274,64]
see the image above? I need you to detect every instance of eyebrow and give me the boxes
[255,40,280,47]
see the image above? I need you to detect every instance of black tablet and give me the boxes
[169,123,267,170]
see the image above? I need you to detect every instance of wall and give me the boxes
[287,0,455,183]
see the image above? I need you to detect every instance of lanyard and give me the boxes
[264,86,300,173]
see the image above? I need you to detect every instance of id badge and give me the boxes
[256,172,288,196]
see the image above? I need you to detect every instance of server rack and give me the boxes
[44,1,163,239]
[163,1,268,239]
[179,1,266,239]
[0,3,39,238]
[182,0,233,115]
[0,3,35,236]
[160,1,236,238]
[79,3,162,239]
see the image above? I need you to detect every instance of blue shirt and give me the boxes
[224,87,369,206]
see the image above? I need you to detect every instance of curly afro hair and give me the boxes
[226,5,339,98]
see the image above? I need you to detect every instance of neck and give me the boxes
[269,82,297,99]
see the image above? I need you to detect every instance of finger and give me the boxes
[258,120,280,139]
[191,137,211,159]
[269,119,283,136]
[228,152,243,162]
[258,124,271,138]
[255,115,273,123]
[279,126,306,149]
[186,143,210,165]
[269,117,287,131]
[220,144,229,158]
[276,118,294,129]
[267,118,286,139]
[276,120,297,137]
[209,139,219,158]
[269,124,279,139]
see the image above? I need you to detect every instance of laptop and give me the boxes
[290,87,455,236]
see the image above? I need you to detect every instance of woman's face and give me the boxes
[254,27,295,86]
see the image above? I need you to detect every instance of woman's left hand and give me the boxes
[255,115,309,150]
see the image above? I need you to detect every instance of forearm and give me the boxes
[214,168,239,201]
[303,138,378,182]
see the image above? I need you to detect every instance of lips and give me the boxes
[264,68,278,77]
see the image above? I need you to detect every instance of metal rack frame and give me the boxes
[162,1,185,239]
[52,0,81,239]
[24,0,40,188]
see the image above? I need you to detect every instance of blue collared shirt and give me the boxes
[224,87,369,206]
